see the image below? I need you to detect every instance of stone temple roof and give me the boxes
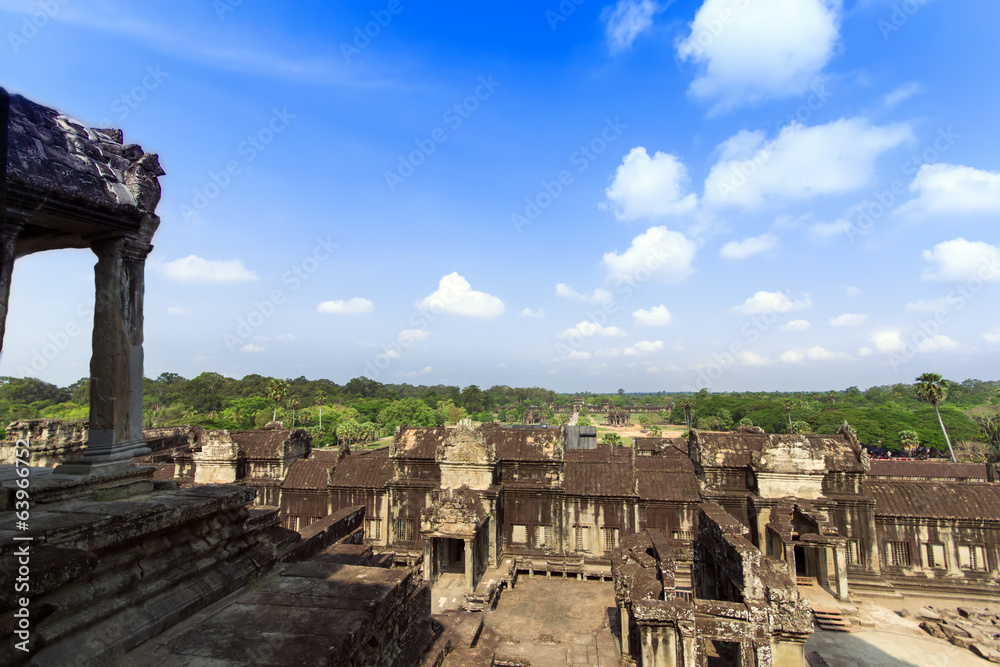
[4,89,163,218]
[868,481,1000,521]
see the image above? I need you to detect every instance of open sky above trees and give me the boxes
[0,1,998,392]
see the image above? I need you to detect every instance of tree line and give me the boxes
[0,373,997,459]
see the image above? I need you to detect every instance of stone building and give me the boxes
[1,88,164,475]
[277,421,1000,608]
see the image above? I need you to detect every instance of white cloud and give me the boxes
[870,330,905,354]
[162,255,257,283]
[896,164,1000,218]
[167,306,188,316]
[809,218,851,240]
[564,350,592,361]
[602,0,660,52]
[675,0,842,111]
[780,345,844,363]
[984,329,1000,345]
[704,119,912,208]
[386,348,402,359]
[519,307,545,318]
[633,305,673,326]
[844,286,860,297]
[858,346,873,357]
[416,272,505,319]
[739,350,771,366]
[557,321,628,340]
[829,313,867,327]
[880,82,921,110]
[624,340,664,356]
[317,297,374,315]
[604,147,698,220]
[921,238,1000,282]
[398,329,430,347]
[241,343,266,353]
[905,297,950,312]
[276,333,296,341]
[733,290,811,315]
[602,226,697,283]
[421,366,433,373]
[916,335,959,354]
[555,283,614,303]
[780,319,811,332]
[719,232,779,259]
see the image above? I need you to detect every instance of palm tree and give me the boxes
[681,399,694,430]
[288,397,299,428]
[268,379,287,422]
[316,392,326,428]
[783,400,794,432]
[915,373,956,462]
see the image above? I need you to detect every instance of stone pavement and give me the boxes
[479,578,620,667]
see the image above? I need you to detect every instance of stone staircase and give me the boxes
[811,604,851,633]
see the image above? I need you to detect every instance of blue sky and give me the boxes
[1,0,998,393]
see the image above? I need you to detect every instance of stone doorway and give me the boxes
[441,537,465,574]
[794,545,808,577]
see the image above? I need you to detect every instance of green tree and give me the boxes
[898,430,920,454]
[601,431,621,446]
[269,379,287,422]
[783,400,794,432]
[647,425,662,438]
[915,373,956,462]
[378,398,443,432]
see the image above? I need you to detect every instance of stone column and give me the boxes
[833,544,849,601]
[464,537,474,592]
[0,208,27,354]
[619,601,630,657]
[423,538,434,582]
[55,235,151,474]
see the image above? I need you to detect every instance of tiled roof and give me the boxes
[868,481,1000,521]
[868,460,988,480]
[394,428,447,459]
[491,426,563,461]
[564,459,635,497]
[281,450,341,490]
[329,450,393,488]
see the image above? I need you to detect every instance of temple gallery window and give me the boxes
[958,544,987,571]
[886,540,911,567]
[923,542,946,569]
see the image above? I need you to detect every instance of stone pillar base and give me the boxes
[52,430,150,475]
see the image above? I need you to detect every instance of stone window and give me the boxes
[575,525,591,552]
[886,540,911,567]
[923,542,946,569]
[366,518,382,540]
[602,527,620,552]
[846,539,864,566]
[396,518,415,543]
[535,524,553,548]
[958,544,987,571]
[672,530,694,541]
[512,524,528,545]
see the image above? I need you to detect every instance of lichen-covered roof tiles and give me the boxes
[490,426,563,461]
[393,427,447,460]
